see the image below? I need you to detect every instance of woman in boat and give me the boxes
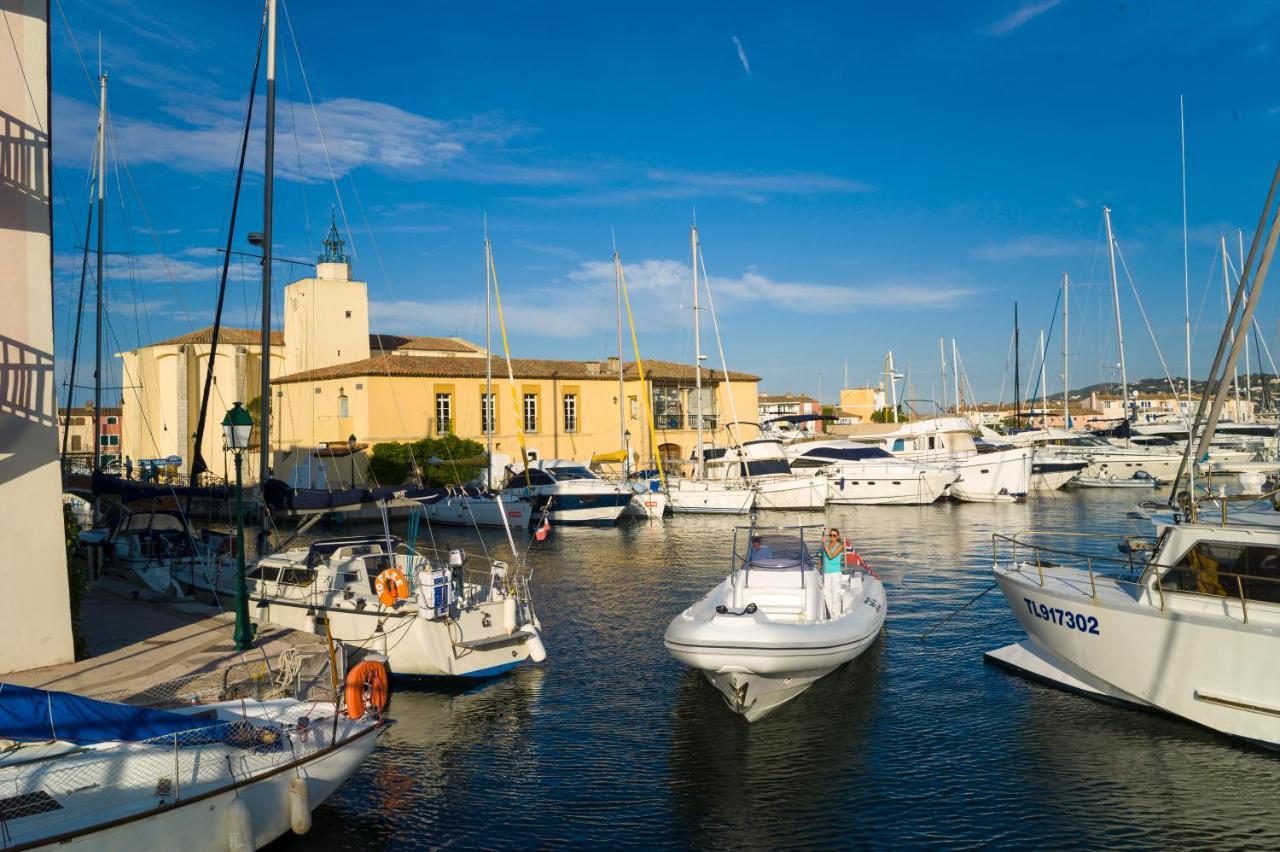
[822,528,845,614]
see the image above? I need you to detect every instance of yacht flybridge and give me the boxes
[664,525,885,721]
[698,438,831,510]
[848,416,1032,502]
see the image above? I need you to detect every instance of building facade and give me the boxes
[121,226,761,487]
[58,404,121,464]
[758,393,821,432]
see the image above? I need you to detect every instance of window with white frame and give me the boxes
[523,393,538,432]
[563,394,577,433]
[481,393,495,434]
[436,393,452,433]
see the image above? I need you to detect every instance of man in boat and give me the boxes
[746,536,773,565]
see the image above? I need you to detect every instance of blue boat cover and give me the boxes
[0,683,211,745]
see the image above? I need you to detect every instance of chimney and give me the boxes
[585,360,601,375]
[606,356,620,373]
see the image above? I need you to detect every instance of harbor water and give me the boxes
[290,491,1280,849]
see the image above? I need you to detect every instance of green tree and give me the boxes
[368,435,487,486]
[870,406,905,423]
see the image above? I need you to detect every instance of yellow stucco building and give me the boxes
[119,224,760,487]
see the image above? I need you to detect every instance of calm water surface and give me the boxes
[285,491,1280,849]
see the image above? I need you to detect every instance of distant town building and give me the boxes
[58,404,122,462]
[837,386,884,424]
[120,224,761,486]
[758,393,821,432]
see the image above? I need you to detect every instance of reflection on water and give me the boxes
[283,492,1277,849]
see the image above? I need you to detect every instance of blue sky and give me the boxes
[48,0,1280,409]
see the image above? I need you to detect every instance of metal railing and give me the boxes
[993,530,1280,617]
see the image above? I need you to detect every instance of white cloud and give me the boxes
[984,0,1065,36]
[55,94,558,185]
[971,234,1095,260]
[54,251,216,286]
[731,36,752,76]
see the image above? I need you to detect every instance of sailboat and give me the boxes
[665,225,756,515]
[987,166,1280,748]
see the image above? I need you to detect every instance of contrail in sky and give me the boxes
[731,36,751,76]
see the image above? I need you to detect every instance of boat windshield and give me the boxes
[738,459,792,477]
[800,446,894,462]
[742,533,811,569]
[548,466,598,481]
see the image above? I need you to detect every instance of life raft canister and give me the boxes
[374,567,409,607]
[344,659,390,720]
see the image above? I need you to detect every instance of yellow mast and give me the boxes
[617,256,667,487]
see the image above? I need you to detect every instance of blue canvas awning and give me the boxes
[0,684,211,745]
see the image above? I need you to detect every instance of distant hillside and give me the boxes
[1035,374,1280,402]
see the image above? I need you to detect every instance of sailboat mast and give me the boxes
[1013,302,1021,427]
[259,0,277,487]
[1103,206,1130,422]
[615,249,626,473]
[1180,96,1192,419]
[1222,234,1242,420]
[887,351,898,423]
[1062,273,1070,428]
[1039,329,1048,428]
[485,236,493,489]
[1240,228,1252,416]
[951,339,961,415]
[939,338,947,412]
[94,71,106,477]
[691,225,705,480]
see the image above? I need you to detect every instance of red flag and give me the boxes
[534,516,552,541]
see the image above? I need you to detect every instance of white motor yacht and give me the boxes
[501,460,633,525]
[0,686,377,850]
[846,417,1032,502]
[191,536,546,678]
[784,440,956,505]
[664,525,886,721]
[1004,427,1184,483]
[988,520,1280,748]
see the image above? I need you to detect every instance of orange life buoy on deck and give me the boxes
[344,659,390,720]
[374,567,409,607]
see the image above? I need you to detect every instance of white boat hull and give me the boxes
[826,467,955,505]
[946,447,1033,502]
[667,481,755,514]
[623,486,668,519]
[665,572,886,721]
[419,494,532,528]
[1084,452,1183,480]
[992,558,1280,747]
[751,476,829,510]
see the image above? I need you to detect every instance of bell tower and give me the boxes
[282,211,370,377]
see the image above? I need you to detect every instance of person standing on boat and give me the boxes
[124,456,133,480]
[822,529,845,615]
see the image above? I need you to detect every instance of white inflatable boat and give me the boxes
[664,525,886,721]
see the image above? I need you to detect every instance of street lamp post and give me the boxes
[222,402,256,651]
[348,434,358,488]
[623,429,632,477]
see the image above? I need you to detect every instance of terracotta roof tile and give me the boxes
[273,355,759,385]
[153,326,283,347]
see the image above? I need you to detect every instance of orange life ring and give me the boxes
[344,659,390,720]
[374,567,409,607]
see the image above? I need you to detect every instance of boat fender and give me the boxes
[344,659,391,719]
[521,623,548,663]
[714,603,757,616]
[502,596,517,634]
[289,777,312,835]
[226,797,253,852]
[374,567,409,608]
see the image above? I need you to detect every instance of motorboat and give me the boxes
[987,520,1280,748]
[83,507,208,597]
[699,439,830,510]
[846,417,1032,502]
[1067,471,1161,489]
[189,536,546,678]
[666,478,755,515]
[784,440,956,505]
[664,525,886,721]
[416,484,532,528]
[1002,427,1184,482]
[0,684,377,850]
[501,459,632,525]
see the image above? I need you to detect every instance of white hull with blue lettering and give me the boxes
[989,522,1280,748]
